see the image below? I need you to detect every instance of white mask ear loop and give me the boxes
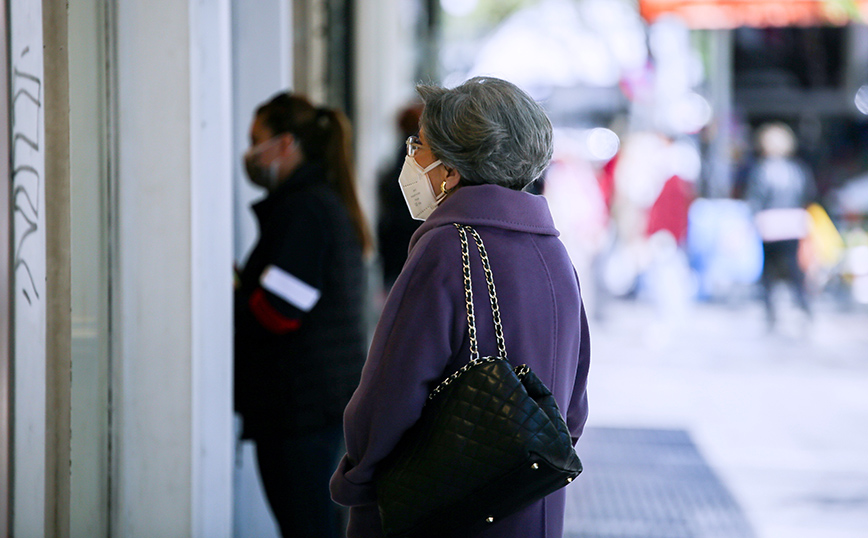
[268,160,282,189]
[421,160,442,174]
[423,160,447,196]
[419,160,447,202]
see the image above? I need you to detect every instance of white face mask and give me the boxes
[397,155,446,221]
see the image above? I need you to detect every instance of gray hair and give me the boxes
[416,76,553,190]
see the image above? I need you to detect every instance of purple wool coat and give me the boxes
[330,184,591,538]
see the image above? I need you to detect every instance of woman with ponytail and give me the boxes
[235,92,371,538]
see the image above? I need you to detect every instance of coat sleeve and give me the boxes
[330,228,463,507]
[566,286,591,445]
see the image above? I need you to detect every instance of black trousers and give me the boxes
[254,425,344,538]
[761,239,810,324]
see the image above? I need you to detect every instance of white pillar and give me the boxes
[707,29,733,198]
[113,0,233,535]
[353,0,419,227]
[190,0,234,536]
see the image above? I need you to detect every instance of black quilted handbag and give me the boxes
[376,224,582,538]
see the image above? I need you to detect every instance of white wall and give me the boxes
[9,0,46,534]
[231,0,293,265]
[0,1,11,531]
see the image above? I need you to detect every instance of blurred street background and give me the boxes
[431,3,868,535]
[568,296,868,538]
[8,0,868,535]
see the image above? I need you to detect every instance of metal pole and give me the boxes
[707,29,733,198]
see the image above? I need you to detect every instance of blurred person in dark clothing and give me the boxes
[234,92,371,538]
[746,122,816,329]
[377,103,423,289]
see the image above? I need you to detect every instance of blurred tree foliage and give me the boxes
[822,0,863,22]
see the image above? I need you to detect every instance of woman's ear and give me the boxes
[277,133,305,177]
[280,133,299,153]
[444,166,461,191]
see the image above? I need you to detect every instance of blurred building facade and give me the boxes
[0,0,432,536]
[435,0,868,306]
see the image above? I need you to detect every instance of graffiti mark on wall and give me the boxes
[11,46,43,306]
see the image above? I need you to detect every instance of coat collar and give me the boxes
[409,184,559,250]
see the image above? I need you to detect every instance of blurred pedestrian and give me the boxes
[330,76,591,538]
[234,92,371,538]
[377,103,423,290]
[746,122,816,329]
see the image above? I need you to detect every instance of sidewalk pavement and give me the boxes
[566,295,868,538]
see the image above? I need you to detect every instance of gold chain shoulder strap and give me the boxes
[427,224,510,400]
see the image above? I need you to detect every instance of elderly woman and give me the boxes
[330,77,591,538]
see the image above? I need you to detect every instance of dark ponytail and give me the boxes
[256,93,372,255]
[316,106,373,256]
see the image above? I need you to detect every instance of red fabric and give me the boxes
[249,288,301,334]
[598,155,617,212]
[646,176,692,243]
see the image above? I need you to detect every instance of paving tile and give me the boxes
[565,427,755,538]
[572,297,868,538]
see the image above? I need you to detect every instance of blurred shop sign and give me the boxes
[640,0,868,28]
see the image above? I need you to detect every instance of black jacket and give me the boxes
[235,162,366,439]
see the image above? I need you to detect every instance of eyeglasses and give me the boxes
[406,135,423,158]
